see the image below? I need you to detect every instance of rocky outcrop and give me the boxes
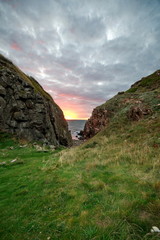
[83,70,160,139]
[127,106,152,121]
[83,108,110,139]
[0,54,72,146]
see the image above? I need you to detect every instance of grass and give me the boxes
[0,114,160,239]
[130,70,160,92]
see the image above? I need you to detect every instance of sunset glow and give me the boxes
[54,97,90,120]
[63,110,78,120]
[63,110,88,120]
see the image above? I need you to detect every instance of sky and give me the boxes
[0,0,160,119]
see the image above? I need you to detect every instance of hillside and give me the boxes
[83,70,160,139]
[0,70,160,239]
[0,54,72,146]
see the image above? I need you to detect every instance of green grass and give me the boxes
[126,87,138,93]
[1,115,160,240]
[130,70,160,92]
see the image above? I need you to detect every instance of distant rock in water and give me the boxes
[83,70,160,139]
[0,54,72,146]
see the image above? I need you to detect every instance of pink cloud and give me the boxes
[40,87,98,119]
[11,42,22,51]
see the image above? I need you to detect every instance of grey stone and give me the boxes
[25,99,34,109]
[0,85,6,96]
[17,101,26,109]
[35,103,45,113]
[0,96,6,109]
[7,120,17,128]
[13,111,28,121]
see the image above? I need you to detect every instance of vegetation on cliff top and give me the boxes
[128,70,160,92]
[83,69,160,139]
[0,54,54,103]
[98,70,160,113]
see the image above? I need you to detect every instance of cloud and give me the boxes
[0,0,160,118]
[11,42,22,51]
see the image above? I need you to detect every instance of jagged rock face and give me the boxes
[83,108,110,139]
[0,55,72,146]
[127,106,152,121]
[84,97,155,139]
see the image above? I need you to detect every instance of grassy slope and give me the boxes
[127,70,160,92]
[96,70,160,124]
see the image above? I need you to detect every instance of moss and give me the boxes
[12,65,53,101]
[29,76,53,101]
[126,87,138,93]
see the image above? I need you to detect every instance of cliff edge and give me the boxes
[84,70,160,139]
[0,54,72,146]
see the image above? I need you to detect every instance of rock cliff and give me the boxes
[0,54,72,146]
[84,70,160,139]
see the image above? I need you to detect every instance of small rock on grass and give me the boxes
[49,145,55,150]
[10,158,17,163]
[0,162,6,165]
[151,226,160,233]
[19,144,27,148]
[9,146,14,150]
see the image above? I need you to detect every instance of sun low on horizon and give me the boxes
[63,110,88,120]
[53,97,90,120]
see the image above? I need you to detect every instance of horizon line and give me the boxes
[65,118,88,120]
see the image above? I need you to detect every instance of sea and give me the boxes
[67,120,86,140]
